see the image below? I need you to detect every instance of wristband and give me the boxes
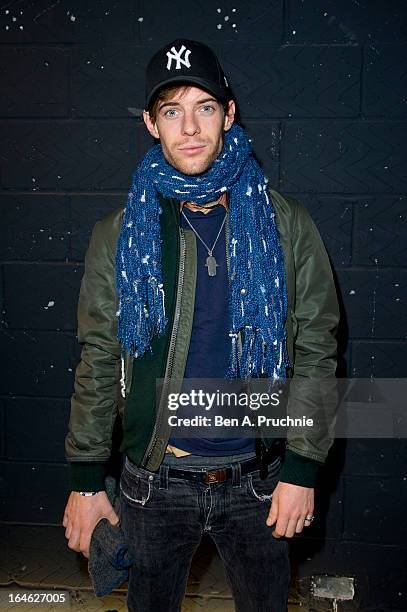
[79,491,98,497]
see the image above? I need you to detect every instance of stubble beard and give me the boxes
[163,137,224,176]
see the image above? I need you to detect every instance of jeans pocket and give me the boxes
[246,460,281,502]
[120,465,155,507]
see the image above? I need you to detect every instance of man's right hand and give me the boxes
[63,491,119,558]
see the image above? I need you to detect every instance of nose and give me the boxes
[181,110,200,136]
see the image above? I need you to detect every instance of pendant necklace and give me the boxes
[181,208,227,277]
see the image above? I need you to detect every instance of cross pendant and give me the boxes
[205,254,218,277]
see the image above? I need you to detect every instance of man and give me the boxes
[63,39,339,611]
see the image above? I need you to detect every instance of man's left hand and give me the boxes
[266,481,314,538]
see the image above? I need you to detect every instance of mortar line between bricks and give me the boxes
[0,328,78,336]
[1,325,80,333]
[348,339,354,377]
[283,533,407,548]
[0,520,64,529]
[281,193,407,198]
[350,201,356,267]
[1,260,84,265]
[1,383,7,459]
[0,42,405,47]
[66,39,72,119]
[0,459,69,467]
[282,0,288,45]
[284,192,407,196]
[0,116,144,122]
[0,191,129,195]
[247,115,407,121]
[0,262,5,317]
[337,537,407,549]
[134,0,143,44]
[1,395,71,400]
[65,193,72,261]
[359,45,365,117]
[279,120,286,191]
[339,476,346,541]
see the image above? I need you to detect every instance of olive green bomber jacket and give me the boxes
[65,187,340,491]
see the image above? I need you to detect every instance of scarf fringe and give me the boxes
[117,281,167,357]
[227,327,290,380]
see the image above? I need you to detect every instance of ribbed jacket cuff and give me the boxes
[69,463,106,492]
[278,449,322,488]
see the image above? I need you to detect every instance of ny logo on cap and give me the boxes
[166,45,191,70]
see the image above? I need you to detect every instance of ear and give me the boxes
[223,100,236,132]
[143,110,160,140]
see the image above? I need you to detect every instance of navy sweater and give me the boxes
[168,204,254,455]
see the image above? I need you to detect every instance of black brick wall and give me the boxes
[0,2,406,609]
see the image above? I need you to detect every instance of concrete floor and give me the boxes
[0,524,309,611]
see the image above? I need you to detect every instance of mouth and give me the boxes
[177,144,207,156]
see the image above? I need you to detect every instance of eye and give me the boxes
[200,105,215,114]
[163,108,179,118]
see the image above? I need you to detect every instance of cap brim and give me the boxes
[145,76,228,109]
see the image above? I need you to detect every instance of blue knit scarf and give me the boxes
[116,123,290,380]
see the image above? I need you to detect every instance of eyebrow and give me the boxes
[158,97,218,111]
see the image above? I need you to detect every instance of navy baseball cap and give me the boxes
[145,39,231,109]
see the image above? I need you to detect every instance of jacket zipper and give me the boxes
[225,211,231,277]
[225,212,243,363]
[141,227,187,467]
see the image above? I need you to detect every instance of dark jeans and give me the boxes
[119,452,290,612]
